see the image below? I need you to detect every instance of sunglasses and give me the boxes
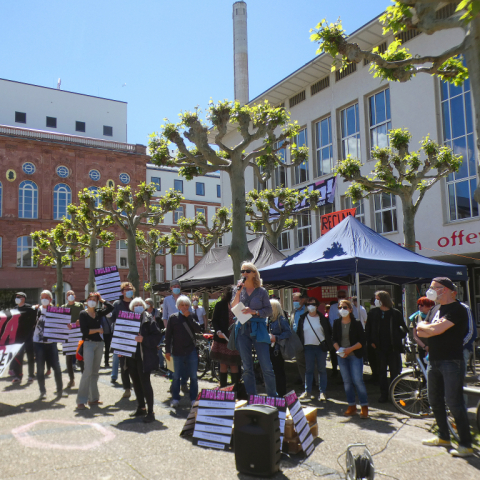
[339,306,350,310]
[241,269,252,274]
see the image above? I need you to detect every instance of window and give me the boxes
[174,179,183,193]
[15,111,26,124]
[195,243,205,256]
[296,211,311,248]
[175,243,186,255]
[0,237,2,267]
[273,141,287,188]
[277,231,290,251]
[17,236,36,267]
[85,243,103,269]
[216,237,224,248]
[103,126,113,136]
[0,182,2,217]
[86,186,100,207]
[293,128,308,185]
[116,240,129,268]
[18,181,38,219]
[173,264,186,279]
[76,121,86,132]
[340,103,361,160]
[151,177,161,191]
[119,173,130,184]
[155,263,164,283]
[441,73,478,221]
[374,193,397,233]
[196,182,205,196]
[195,206,206,218]
[89,169,101,182]
[344,197,365,224]
[174,206,185,223]
[56,166,69,178]
[335,63,357,82]
[53,183,72,220]
[217,185,221,198]
[46,116,57,128]
[22,162,35,174]
[369,89,391,149]
[315,117,333,176]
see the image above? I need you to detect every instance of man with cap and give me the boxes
[417,277,473,457]
[10,292,37,384]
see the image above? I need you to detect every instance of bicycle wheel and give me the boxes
[389,369,432,418]
[446,408,460,443]
[197,345,209,379]
[211,360,220,380]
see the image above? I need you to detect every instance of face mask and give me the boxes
[15,297,22,305]
[41,298,50,306]
[374,299,382,307]
[307,305,317,313]
[134,306,144,314]
[67,295,75,302]
[192,301,198,306]
[426,289,437,301]
[172,288,181,295]
[125,290,134,299]
[339,308,350,318]
[87,300,97,308]
[293,302,300,310]
[420,312,427,319]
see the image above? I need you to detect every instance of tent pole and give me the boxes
[355,272,361,306]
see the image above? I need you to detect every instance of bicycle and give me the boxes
[196,332,219,380]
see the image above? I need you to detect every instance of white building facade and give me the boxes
[220,12,480,313]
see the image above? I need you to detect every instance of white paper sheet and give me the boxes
[231,302,252,324]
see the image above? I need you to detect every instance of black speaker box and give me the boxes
[234,404,281,477]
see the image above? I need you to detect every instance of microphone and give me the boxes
[242,277,247,284]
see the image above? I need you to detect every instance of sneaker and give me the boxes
[67,380,75,388]
[129,408,146,417]
[27,376,35,383]
[39,391,47,400]
[111,378,117,385]
[170,399,179,408]
[55,391,69,398]
[181,384,189,394]
[12,377,21,384]
[422,437,452,447]
[318,393,327,402]
[143,412,155,423]
[298,392,312,402]
[122,389,131,399]
[450,446,474,457]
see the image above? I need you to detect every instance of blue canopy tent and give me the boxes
[259,216,468,290]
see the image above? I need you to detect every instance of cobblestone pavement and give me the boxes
[1,356,479,480]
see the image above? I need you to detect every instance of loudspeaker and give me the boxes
[234,404,281,477]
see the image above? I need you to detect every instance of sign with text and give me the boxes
[285,390,315,457]
[94,266,122,302]
[248,394,287,446]
[193,389,236,450]
[0,344,23,377]
[63,325,83,355]
[111,311,141,357]
[44,306,71,343]
[320,208,356,235]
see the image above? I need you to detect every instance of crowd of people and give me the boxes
[6,268,476,457]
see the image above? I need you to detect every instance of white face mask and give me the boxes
[41,298,50,306]
[374,299,382,307]
[307,305,317,313]
[426,289,437,301]
[134,306,144,314]
[192,301,198,306]
[87,300,97,308]
[15,297,22,305]
[339,308,350,317]
[67,295,75,302]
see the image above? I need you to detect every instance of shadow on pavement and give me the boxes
[112,417,168,433]
[0,398,66,417]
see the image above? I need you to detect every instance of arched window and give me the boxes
[18,181,38,219]
[173,264,186,279]
[53,183,72,220]
[17,236,37,267]
[88,186,100,207]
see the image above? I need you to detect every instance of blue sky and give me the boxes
[0,0,390,146]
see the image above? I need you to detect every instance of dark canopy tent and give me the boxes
[152,236,286,294]
[259,216,468,289]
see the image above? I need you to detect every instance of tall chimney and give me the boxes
[233,2,249,105]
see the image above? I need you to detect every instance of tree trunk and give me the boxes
[228,162,253,282]
[88,235,96,295]
[126,230,140,295]
[149,253,157,291]
[402,199,418,321]
[466,17,480,203]
[55,257,64,307]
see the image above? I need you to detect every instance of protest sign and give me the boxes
[111,311,141,357]
[94,266,122,302]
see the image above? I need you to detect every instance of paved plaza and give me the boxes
[1,356,479,480]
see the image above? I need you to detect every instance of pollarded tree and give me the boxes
[310,1,480,197]
[149,100,308,279]
[31,224,78,306]
[66,198,116,294]
[245,187,322,246]
[79,183,183,294]
[335,128,462,314]
[136,229,181,292]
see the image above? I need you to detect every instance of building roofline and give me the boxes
[146,163,220,178]
[0,78,127,104]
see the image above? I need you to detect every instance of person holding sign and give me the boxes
[33,290,65,399]
[332,299,369,418]
[165,295,202,408]
[126,298,162,423]
[63,290,84,388]
[231,262,276,397]
[76,292,113,410]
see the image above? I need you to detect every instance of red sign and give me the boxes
[320,208,356,235]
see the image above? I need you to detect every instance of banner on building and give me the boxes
[320,207,356,235]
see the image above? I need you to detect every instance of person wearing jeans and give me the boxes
[165,295,202,407]
[332,299,368,418]
[232,262,276,397]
